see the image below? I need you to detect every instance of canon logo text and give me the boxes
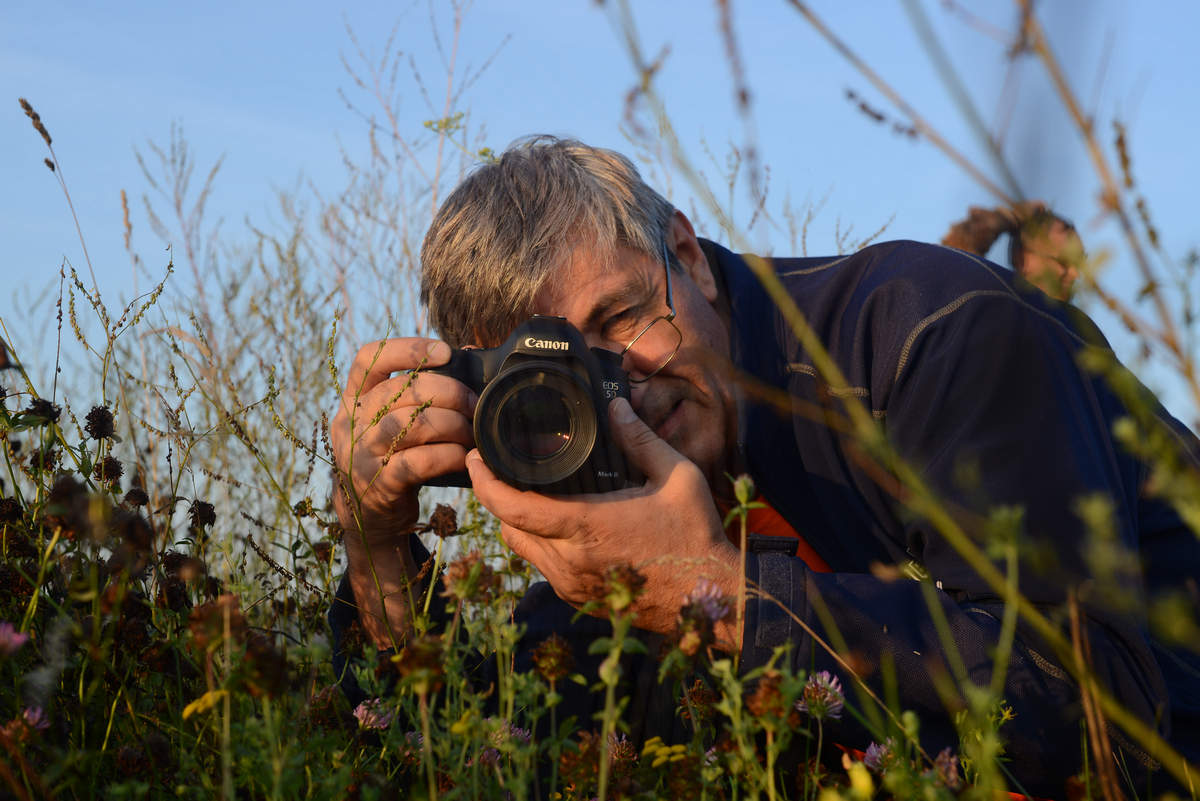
[524,337,570,351]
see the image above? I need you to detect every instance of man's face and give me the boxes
[531,241,738,486]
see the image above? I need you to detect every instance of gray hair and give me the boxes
[420,135,675,347]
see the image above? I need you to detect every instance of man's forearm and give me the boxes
[345,533,421,651]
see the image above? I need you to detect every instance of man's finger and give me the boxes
[608,397,686,482]
[342,338,452,412]
[359,406,473,452]
[465,450,580,537]
[499,524,554,571]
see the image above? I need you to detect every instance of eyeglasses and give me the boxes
[619,240,683,384]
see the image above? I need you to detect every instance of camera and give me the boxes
[427,315,639,494]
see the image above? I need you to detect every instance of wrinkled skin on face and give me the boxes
[468,211,744,643]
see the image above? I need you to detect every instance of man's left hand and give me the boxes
[466,397,742,648]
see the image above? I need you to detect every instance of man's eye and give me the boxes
[603,309,641,339]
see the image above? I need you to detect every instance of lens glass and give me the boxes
[496,384,573,460]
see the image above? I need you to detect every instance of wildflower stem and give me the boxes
[811,720,824,801]
[766,729,778,801]
[419,691,438,801]
[737,509,747,670]
[20,529,60,632]
[597,611,631,801]
[221,602,234,801]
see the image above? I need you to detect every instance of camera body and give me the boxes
[428,315,638,494]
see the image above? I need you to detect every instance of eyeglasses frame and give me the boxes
[619,240,682,384]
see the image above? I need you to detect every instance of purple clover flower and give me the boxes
[685,579,732,623]
[352,698,395,730]
[795,670,845,720]
[0,622,29,656]
[22,706,50,731]
[863,738,897,772]
[931,747,962,790]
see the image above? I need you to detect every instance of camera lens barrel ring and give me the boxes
[474,362,598,489]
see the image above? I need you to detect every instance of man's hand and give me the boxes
[467,396,743,649]
[331,337,476,647]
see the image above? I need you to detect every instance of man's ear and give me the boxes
[668,210,718,303]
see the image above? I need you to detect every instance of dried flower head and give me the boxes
[23,397,60,424]
[84,405,115,440]
[428,503,459,538]
[532,633,574,683]
[312,540,333,563]
[44,474,91,539]
[603,563,646,613]
[30,446,59,472]
[188,594,246,651]
[306,684,352,731]
[0,621,30,655]
[559,730,602,794]
[93,455,124,486]
[111,508,153,553]
[0,496,21,523]
[123,487,149,507]
[678,678,719,723]
[393,634,445,695]
[188,499,216,530]
[0,564,32,602]
[115,744,149,777]
[243,631,289,697]
[795,670,844,721]
[441,550,501,602]
[353,698,395,730]
[747,669,790,720]
[162,550,206,581]
[292,497,314,517]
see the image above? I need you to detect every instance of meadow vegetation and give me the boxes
[2,2,1197,799]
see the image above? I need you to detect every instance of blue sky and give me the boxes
[3,1,1199,422]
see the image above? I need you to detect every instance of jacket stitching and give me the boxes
[779,255,851,276]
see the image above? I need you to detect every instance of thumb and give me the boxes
[608,396,684,481]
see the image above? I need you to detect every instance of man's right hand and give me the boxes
[330,337,476,646]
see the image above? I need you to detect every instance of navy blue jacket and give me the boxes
[720,239,1199,793]
[331,239,1200,797]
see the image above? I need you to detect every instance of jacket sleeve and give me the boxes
[741,289,1180,796]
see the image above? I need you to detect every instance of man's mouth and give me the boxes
[650,399,684,440]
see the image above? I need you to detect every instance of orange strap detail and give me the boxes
[722,497,832,573]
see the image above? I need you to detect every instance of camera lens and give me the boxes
[496,385,574,460]
[475,363,597,490]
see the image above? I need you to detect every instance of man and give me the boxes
[330,136,1199,795]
